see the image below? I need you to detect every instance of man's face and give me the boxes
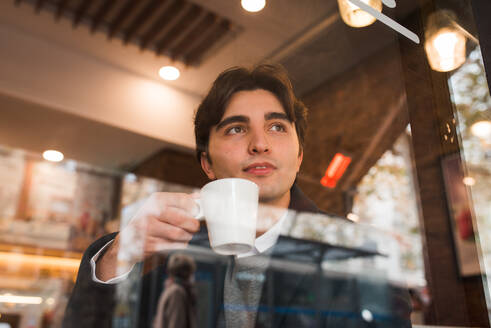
[200,89,303,207]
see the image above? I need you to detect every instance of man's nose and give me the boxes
[248,130,270,154]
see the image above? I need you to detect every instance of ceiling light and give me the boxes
[424,11,466,72]
[42,150,64,162]
[159,66,180,80]
[470,121,491,139]
[64,160,77,171]
[241,0,266,12]
[0,294,42,305]
[462,176,475,186]
[124,173,138,183]
[337,0,382,28]
[347,213,360,222]
[361,309,374,322]
[0,252,80,270]
[320,153,352,188]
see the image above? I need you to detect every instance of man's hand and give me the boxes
[96,192,201,281]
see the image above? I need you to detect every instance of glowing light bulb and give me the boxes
[241,0,266,12]
[424,11,467,72]
[43,150,64,162]
[434,31,458,56]
[433,30,465,71]
[337,0,382,27]
[159,66,180,80]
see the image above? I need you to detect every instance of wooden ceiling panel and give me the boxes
[15,0,240,67]
[55,0,69,20]
[139,0,187,51]
[155,4,202,55]
[34,0,47,12]
[73,0,95,27]
[171,12,216,60]
[184,19,231,66]
[90,0,117,32]
[108,0,141,38]
[123,0,167,44]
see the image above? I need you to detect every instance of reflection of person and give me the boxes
[63,64,411,327]
[153,253,197,328]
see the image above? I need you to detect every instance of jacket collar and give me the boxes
[288,183,322,214]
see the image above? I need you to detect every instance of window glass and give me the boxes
[0,0,489,327]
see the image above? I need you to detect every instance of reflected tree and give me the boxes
[449,46,491,279]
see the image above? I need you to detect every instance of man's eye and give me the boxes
[226,126,245,134]
[270,123,286,132]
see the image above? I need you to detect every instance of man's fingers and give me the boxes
[147,217,194,242]
[154,206,200,233]
[151,192,200,217]
[145,236,188,253]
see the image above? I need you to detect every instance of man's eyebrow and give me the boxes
[265,112,291,122]
[215,115,249,131]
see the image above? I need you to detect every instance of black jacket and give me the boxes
[63,185,411,327]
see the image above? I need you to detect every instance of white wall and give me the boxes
[0,21,200,149]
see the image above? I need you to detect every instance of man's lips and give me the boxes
[243,162,276,176]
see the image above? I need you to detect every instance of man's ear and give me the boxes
[200,152,216,180]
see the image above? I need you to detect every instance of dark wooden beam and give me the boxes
[139,0,186,51]
[14,0,22,6]
[73,0,95,28]
[123,0,168,45]
[400,5,489,327]
[155,4,201,55]
[108,0,139,39]
[91,0,117,33]
[55,0,69,21]
[171,13,217,60]
[184,20,231,66]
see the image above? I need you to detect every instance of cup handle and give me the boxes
[194,199,204,220]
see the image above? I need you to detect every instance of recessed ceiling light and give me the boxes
[159,66,180,80]
[241,0,266,12]
[470,120,491,139]
[43,150,64,162]
[462,176,475,186]
[347,213,360,222]
[361,309,374,322]
[0,293,43,305]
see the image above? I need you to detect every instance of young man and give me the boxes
[94,64,310,282]
[63,64,410,327]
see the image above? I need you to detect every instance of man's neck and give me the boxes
[259,190,291,209]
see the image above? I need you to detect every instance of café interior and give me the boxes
[0,0,490,327]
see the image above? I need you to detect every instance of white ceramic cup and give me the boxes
[195,178,259,255]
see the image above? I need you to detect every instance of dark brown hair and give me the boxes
[194,63,308,162]
[167,253,196,280]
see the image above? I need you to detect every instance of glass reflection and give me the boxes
[0,0,489,326]
[449,45,491,306]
